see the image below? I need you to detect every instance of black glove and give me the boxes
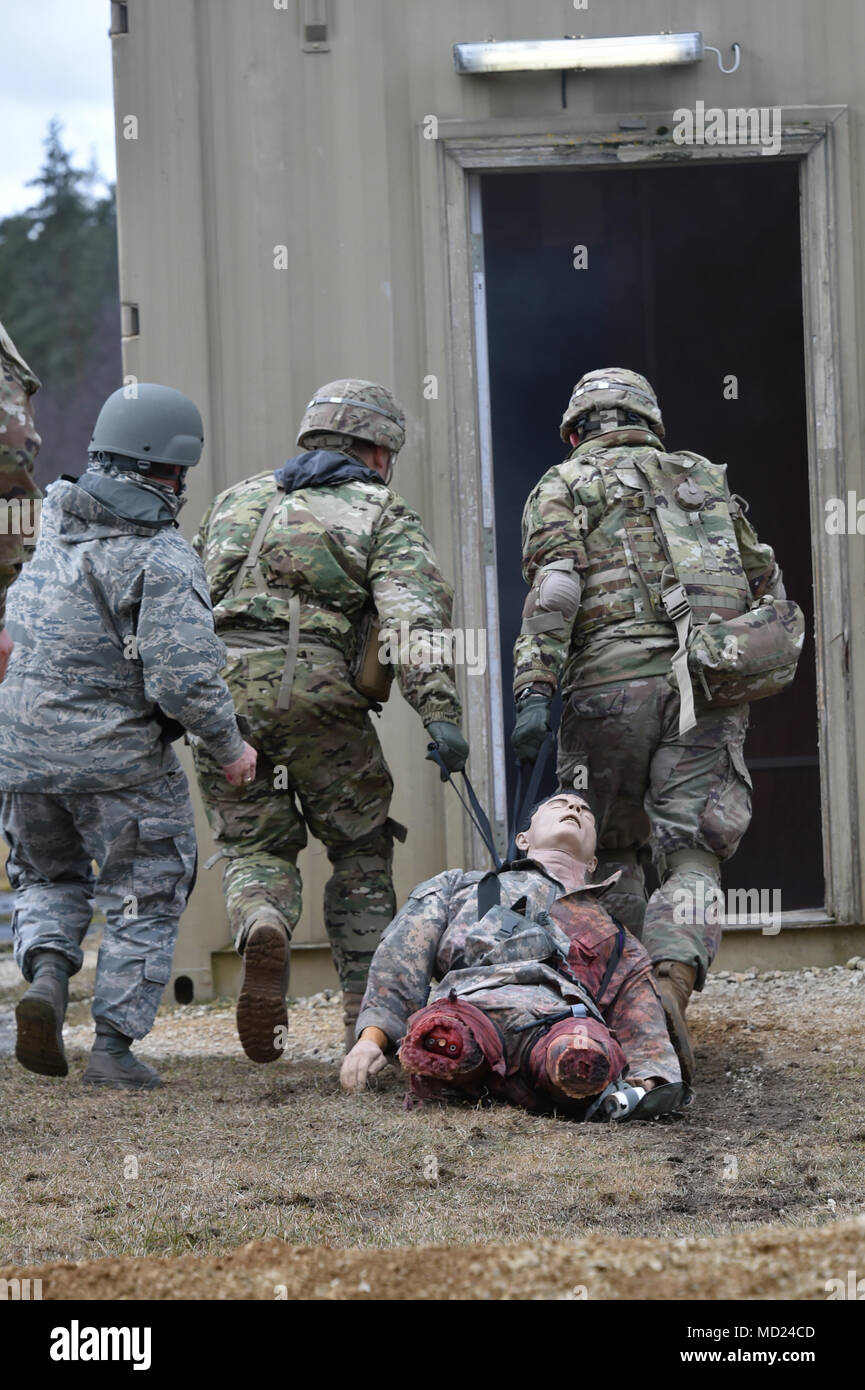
[511,695,552,764]
[425,721,469,776]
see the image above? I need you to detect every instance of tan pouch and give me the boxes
[352,607,393,704]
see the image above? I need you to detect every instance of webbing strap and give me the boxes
[595,921,626,1004]
[276,593,301,711]
[662,583,697,735]
[426,744,503,871]
[630,453,698,736]
[506,732,555,863]
[230,486,285,597]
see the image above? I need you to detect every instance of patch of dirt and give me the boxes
[5,1217,864,1300]
[1,963,864,1299]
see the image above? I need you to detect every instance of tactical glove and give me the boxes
[511,694,552,764]
[425,720,469,775]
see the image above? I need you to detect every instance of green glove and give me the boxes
[425,721,469,776]
[511,695,552,764]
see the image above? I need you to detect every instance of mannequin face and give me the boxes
[515,793,597,867]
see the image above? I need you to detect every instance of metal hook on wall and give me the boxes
[704,42,741,74]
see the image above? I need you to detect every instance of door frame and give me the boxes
[418,104,859,930]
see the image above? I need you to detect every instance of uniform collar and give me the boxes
[506,857,622,896]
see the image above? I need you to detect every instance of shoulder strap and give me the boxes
[630,454,696,736]
[230,485,286,597]
[595,920,626,1005]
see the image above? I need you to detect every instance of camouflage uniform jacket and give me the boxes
[0,322,42,625]
[358,860,680,1084]
[0,478,245,792]
[514,428,781,697]
[194,451,461,726]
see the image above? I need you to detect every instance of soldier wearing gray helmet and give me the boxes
[0,384,255,1089]
[510,369,788,1083]
[193,378,467,1063]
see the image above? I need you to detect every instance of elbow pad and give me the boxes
[520,559,582,637]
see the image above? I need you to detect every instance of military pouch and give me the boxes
[686,596,805,707]
[351,606,393,705]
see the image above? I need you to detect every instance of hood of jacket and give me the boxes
[47,477,170,542]
[273,449,385,493]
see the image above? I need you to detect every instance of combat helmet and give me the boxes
[297,378,406,455]
[87,383,204,517]
[560,368,664,444]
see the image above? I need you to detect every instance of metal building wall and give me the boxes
[111,0,865,994]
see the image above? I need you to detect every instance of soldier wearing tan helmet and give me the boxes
[510,368,788,1083]
[193,378,467,1062]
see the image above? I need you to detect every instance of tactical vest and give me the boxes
[574,446,750,640]
[226,481,393,709]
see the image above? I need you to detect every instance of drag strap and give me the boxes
[507,731,555,862]
[426,745,503,871]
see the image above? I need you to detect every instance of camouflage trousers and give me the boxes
[193,645,402,994]
[0,768,197,1037]
[557,676,752,987]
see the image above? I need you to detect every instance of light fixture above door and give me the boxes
[453,33,740,76]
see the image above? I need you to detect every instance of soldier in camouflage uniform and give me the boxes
[510,370,786,1083]
[0,320,43,680]
[0,385,255,1089]
[342,791,683,1118]
[193,379,467,1062]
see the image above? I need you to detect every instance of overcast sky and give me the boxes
[0,0,116,217]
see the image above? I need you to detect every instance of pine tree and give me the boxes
[0,120,121,483]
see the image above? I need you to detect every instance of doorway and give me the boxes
[479,160,822,911]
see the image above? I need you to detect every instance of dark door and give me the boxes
[481,160,822,910]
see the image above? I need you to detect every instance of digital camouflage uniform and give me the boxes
[0,478,244,1038]
[0,321,42,625]
[357,861,681,1109]
[193,441,461,994]
[513,372,783,988]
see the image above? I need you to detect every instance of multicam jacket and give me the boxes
[0,478,245,792]
[0,322,42,625]
[194,450,461,726]
[357,860,680,1084]
[514,428,782,697]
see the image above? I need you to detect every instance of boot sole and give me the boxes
[82,1073,163,1091]
[15,995,68,1077]
[237,925,288,1064]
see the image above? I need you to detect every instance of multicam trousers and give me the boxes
[193,644,403,993]
[1,768,197,1037]
[557,675,752,986]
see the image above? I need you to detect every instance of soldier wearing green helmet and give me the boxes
[511,368,788,1083]
[193,377,467,1064]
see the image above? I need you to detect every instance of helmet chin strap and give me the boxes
[383,452,397,485]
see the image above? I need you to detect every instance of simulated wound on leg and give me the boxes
[399,998,506,1100]
[526,1017,627,1105]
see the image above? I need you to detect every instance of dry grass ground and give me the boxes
[1,945,864,1298]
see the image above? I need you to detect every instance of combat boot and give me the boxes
[654,960,697,1085]
[236,908,291,1064]
[83,1022,162,1090]
[15,950,72,1077]
[342,991,364,1053]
